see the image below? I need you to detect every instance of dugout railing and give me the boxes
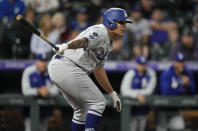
[0,95,198,131]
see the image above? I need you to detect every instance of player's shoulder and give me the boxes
[87,24,107,35]
[23,64,37,75]
[125,69,135,76]
[147,67,156,75]
[161,68,172,78]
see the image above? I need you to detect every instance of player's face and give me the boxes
[36,60,47,73]
[173,61,185,73]
[113,21,126,36]
[137,64,147,73]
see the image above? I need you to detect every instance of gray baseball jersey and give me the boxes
[48,24,113,123]
[63,24,113,73]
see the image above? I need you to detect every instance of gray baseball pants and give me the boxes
[48,56,106,124]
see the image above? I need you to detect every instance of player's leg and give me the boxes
[24,118,31,131]
[73,74,106,131]
[85,94,106,131]
[57,86,87,131]
[168,112,185,131]
[48,59,106,131]
[155,110,168,131]
[129,116,138,131]
[48,59,87,131]
[62,70,106,131]
[138,115,148,131]
[55,77,106,131]
[39,117,49,131]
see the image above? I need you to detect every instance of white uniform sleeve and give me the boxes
[30,34,39,54]
[83,29,104,49]
[21,68,38,96]
[138,69,157,95]
[120,70,140,98]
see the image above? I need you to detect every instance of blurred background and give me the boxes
[0,0,198,131]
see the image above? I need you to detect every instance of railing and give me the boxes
[0,95,198,131]
[0,60,198,72]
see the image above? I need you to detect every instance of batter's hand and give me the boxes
[53,43,68,55]
[109,91,121,112]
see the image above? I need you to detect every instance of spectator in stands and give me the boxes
[192,15,198,59]
[150,9,177,44]
[87,0,104,24]
[0,0,25,24]
[121,56,157,131]
[127,6,152,45]
[131,43,150,60]
[123,6,151,59]
[168,29,179,47]
[11,6,35,59]
[149,8,177,60]
[52,12,71,43]
[170,27,198,61]
[24,0,59,14]
[192,14,198,43]
[156,52,196,131]
[132,44,143,59]
[107,38,130,61]
[30,14,60,57]
[21,54,59,131]
[0,0,26,59]
[140,0,154,19]
[95,8,107,24]
[69,7,92,32]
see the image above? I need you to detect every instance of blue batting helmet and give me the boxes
[103,8,133,29]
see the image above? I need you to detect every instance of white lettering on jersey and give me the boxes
[171,77,178,89]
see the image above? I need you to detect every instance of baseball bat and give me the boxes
[16,15,59,51]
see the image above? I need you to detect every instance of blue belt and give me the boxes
[55,55,64,59]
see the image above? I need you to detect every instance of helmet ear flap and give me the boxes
[103,8,132,29]
[107,19,116,29]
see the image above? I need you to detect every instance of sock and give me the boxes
[85,109,102,131]
[72,118,85,131]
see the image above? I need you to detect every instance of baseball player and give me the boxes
[121,56,156,131]
[48,8,133,131]
[156,52,196,131]
[21,54,59,131]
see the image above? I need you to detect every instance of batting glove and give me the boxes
[53,43,68,55]
[109,91,122,112]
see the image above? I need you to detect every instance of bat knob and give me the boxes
[54,46,59,51]
[16,15,22,21]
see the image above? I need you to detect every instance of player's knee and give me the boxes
[89,96,106,113]
[97,99,106,112]
[169,115,185,130]
[169,124,185,131]
[73,108,87,122]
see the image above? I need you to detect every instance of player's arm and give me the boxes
[94,66,121,112]
[93,66,113,94]
[67,38,88,49]
[55,38,88,55]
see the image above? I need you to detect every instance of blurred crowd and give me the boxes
[0,0,198,61]
[0,1,198,131]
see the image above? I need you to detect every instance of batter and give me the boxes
[48,8,133,131]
